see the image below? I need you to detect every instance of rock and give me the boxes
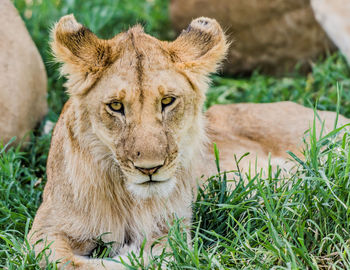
[0,0,47,145]
[311,0,350,64]
[170,0,335,75]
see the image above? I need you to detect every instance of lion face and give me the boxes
[52,15,227,198]
[86,63,198,198]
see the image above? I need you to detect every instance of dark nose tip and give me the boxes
[135,165,162,176]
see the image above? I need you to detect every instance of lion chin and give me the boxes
[125,177,177,199]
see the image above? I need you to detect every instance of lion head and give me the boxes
[52,15,228,199]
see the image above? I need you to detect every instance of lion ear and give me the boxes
[52,14,116,95]
[169,17,229,81]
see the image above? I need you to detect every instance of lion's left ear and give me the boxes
[168,17,229,80]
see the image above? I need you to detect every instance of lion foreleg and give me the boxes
[32,233,124,270]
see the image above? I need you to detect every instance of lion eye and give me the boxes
[108,102,124,113]
[161,97,176,109]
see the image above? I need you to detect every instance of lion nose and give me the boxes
[135,165,162,176]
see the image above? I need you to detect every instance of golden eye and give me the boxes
[161,97,176,109]
[108,102,124,113]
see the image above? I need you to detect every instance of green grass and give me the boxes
[0,0,349,269]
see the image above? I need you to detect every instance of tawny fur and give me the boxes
[30,15,227,269]
[29,14,349,269]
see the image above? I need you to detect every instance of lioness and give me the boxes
[29,15,349,269]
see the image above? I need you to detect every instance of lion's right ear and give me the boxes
[52,14,116,95]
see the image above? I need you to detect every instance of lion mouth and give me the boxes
[138,179,170,185]
[128,178,176,198]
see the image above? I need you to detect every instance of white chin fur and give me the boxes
[126,178,176,199]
